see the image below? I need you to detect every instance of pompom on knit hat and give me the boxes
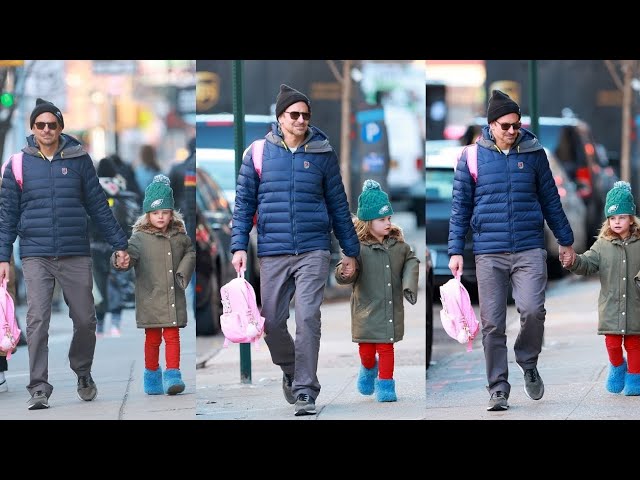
[605,181,636,218]
[357,179,394,221]
[487,89,521,124]
[30,98,64,129]
[143,174,175,213]
[275,84,311,119]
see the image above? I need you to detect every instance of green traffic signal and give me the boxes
[0,93,14,108]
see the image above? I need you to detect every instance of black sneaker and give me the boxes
[294,394,317,416]
[522,367,544,400]
[282,373,295,404]
[77,374,98,401]
[27,391,49,410]
[487,391,509,411]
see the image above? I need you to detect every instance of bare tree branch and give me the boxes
[326,60,343,84]
[604,60,624,91]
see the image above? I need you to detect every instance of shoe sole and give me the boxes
[486,404,509,411]
[28,401,49,410]
[166,384,185,395]
[294,408,317,416]
[518,365,544,400]
[77,390,98,401]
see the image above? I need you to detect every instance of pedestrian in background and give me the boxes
[335,180,419,402]
[114,175,195,395]
[231,84,360,416]
[0,98,130,410]
[448,90,576,411]
[134,144,161,194]
[562,181,640,396]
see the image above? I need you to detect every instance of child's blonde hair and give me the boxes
[353,215,404,243]
[132,209,185,231]
[597,214,640,240]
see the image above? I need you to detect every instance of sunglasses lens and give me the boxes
[35,122,57,130]
[500,121,521,131]
[286,111,310,121]
[289,112,300,120]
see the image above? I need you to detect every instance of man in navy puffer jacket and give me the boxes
[232,84,359,416]
[0,98,130,411]
[448,90,576,412]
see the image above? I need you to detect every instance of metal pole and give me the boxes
[232,60,252,384]
[622,61,632,183]
[528,60,539,137]
[340,60,352,203]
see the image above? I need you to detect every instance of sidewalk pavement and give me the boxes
[0,305,195,420]
[426,275,640,420]
[196,283,427,420]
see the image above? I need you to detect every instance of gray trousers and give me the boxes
[475,248,547,395]
[22,256,97,397]
[259,250,331,401]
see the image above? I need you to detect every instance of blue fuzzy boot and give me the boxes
[144,368,163,395]
[606,360,627,393]
[375,378,397,402]
[163,368,186,395]
[623,372,640,396]
[357,361,378,395]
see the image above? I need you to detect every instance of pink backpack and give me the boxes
[220,271,265,348]
[0,277,21,359]
[458,144,478,182]
[438,273,479,352]
[0,152,24,189]
[252,139,265,179]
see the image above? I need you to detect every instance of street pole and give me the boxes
[232,60,252,384]
[340,60,352,203]
[622,60,633,183]
[528,60,539,137]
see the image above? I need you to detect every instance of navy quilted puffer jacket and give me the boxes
[0,133,128,261]
[448,125,574,256]
[232,123,360,258]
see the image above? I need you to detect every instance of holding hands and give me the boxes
[340,256,357,278]
[114,250,130,269]
[558,244,576,268]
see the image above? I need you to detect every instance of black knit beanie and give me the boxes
[30,98,65,129]
[487,90,521,124]
[275,84,311,119]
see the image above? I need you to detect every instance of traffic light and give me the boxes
[0,92,14,108]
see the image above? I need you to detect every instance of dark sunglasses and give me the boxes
[34,121,58,130]
[285,111,310,121]
[495,119,521,131]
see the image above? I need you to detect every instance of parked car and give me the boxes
[195,206,235,336]
[425,246,434,371]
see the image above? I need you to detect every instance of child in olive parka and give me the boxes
[114,175,195,395]
[335,180,420,402]
[563,181,640,396]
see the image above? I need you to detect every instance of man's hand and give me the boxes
[341,256,357,277]
[0,262,9,281]
[116,250,130,269]
[558,244,576,268]
[448,255,463,278]
[232,250,247,274]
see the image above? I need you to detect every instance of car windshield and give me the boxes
[196,122,272,149]
[426,168,454,200]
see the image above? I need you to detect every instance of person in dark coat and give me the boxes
[231,84,359,416]
[448,90,576,412]
[0,98,130,410]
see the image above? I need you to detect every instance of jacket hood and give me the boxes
[477,125,543,154]
[266,123,333,153]
[24,133,88,159]
[133,217,186,236]
[360,224,405,246]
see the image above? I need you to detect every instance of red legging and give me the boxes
[605,334,640,373]
[145,327,181,371]
[359,343,394,380]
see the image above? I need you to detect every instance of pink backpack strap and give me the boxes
[466,144,478,183]
[252,140,265,179]
[1,152,23,190]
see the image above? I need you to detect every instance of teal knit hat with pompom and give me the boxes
[605,181,636,218]
[143,174,175,213]
[357,179,394,221]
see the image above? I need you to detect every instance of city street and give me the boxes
[427,274,640,420]
[0,305,196,420]
[196,211,427,419]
